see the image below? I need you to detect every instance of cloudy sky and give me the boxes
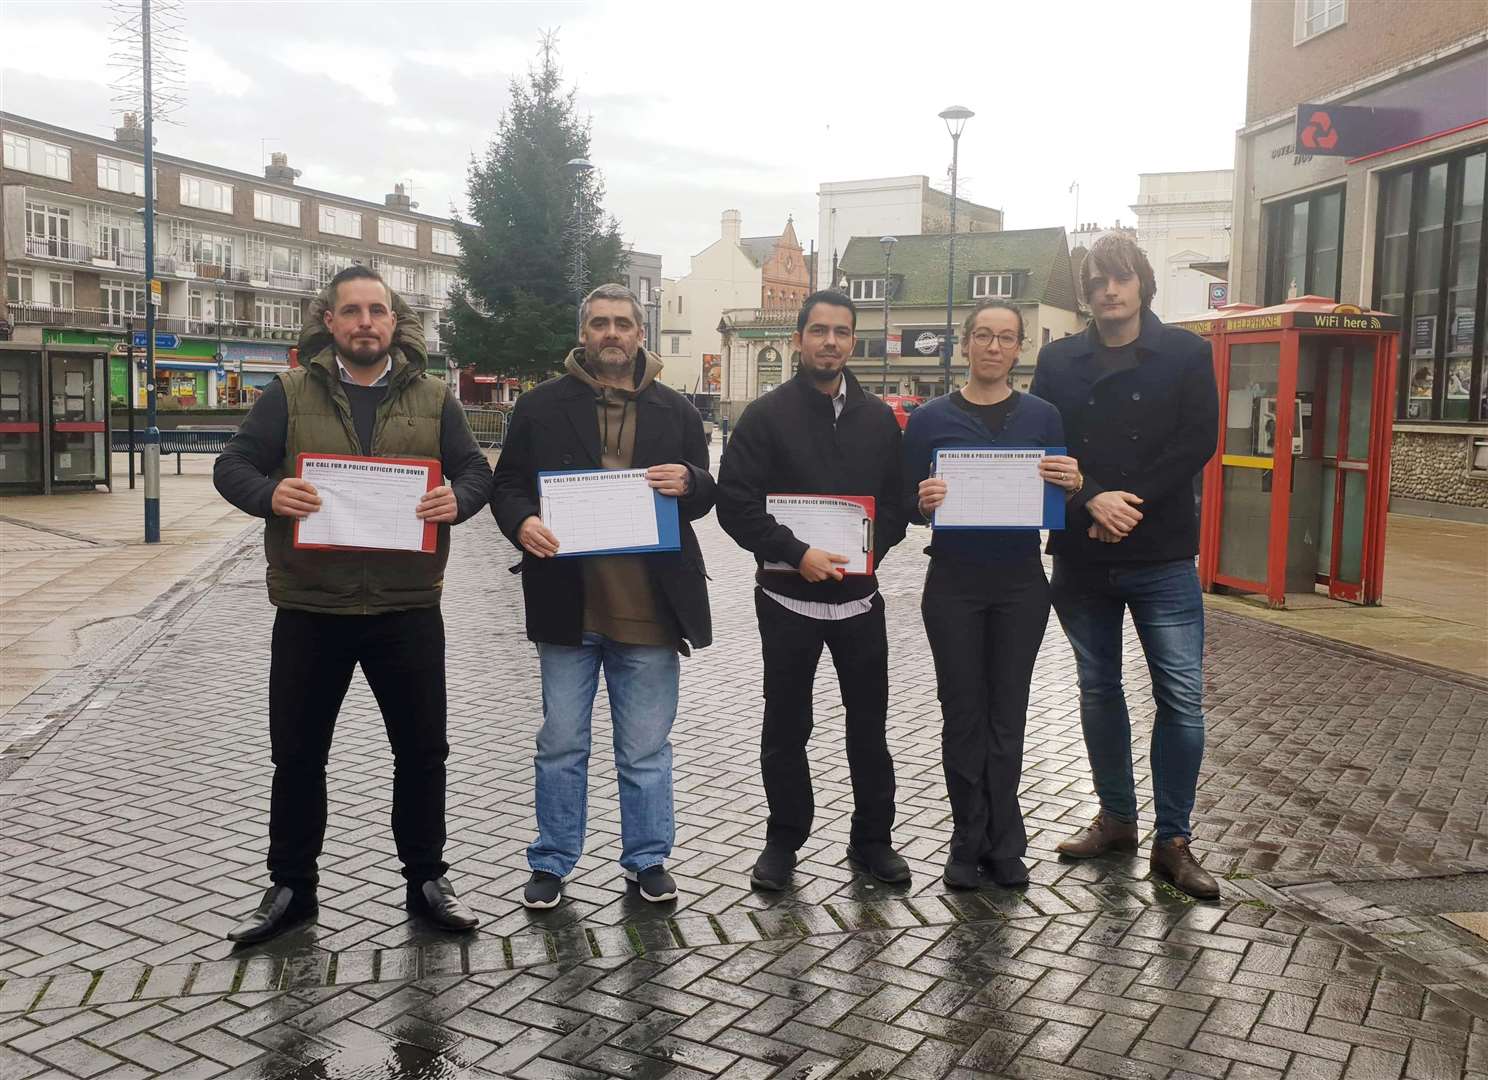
[2,0,1252,278]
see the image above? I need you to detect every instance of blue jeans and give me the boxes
[1050,558,1206,841]
[530,633,679,877]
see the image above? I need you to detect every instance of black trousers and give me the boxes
[921,555,1050,865]
[755,589,895,851]
[267,606,449,888]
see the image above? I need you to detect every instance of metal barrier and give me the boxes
[113,427,235,473]
[464,406,510,449]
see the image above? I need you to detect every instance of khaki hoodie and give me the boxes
[564,348,678,648]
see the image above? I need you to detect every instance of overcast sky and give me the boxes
[2,0,1251,279]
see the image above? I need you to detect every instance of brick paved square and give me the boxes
[3,509,1487,1077]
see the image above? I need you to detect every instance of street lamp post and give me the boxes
[938,104,974,396]
[142,0,161,542]
[566,157,594,340]
[214,285,225,406]
[879,236,896,396]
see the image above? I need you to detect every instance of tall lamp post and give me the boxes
[938,104,974,396]
[142,0,161,542]
[879,236,896,395]
[566,157,594,340]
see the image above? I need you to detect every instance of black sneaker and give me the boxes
[982,857,1030,888]
[522,870,563,910]
[846,843,911,883]
[942,859,981,890]
[750,844,795,891]
[626,865,678,903]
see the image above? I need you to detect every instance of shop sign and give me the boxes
[1412,315,1436,353]
[1294,104,1414,158]
[1208,282,1229,307]
[1294,312,1399,331]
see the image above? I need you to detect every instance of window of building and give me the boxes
[180,174,233,213]
[23,201,76,259]
[6,267,32,305]
[46,272,73,309]
[269,244,303,276]
[1375,147,1486,422]
[1042,327,1052,345]
[383,263,419,295]
[189,288,234,325]
[1295,0,1345,43]
[317,250,357,286]
[972,273,1013,299]
[849,278,885,302]
[1263,186,1344,305]
[190,231,235,271]
[102,279,147,326]
[254,191,302,228]
[428,269,457,305]
[670,336,680,354]
[97,156,150,196]
[431,228,459,255]
[319,205,362,239]
[638,277,652,304]
[378,217,417,248]
[3,131,71,180]
[255,297,302,330]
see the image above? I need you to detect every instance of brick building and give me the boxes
[1,111,462,407]
[1228,4,1487,517]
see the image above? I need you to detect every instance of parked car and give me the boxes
[883,394,924,430]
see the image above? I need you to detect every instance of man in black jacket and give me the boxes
[1029,234,1221,899]
[717,290,908,891]
[491,283,714,910]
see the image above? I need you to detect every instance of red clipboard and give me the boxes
[292,452,442,554]
[764,493,876,576]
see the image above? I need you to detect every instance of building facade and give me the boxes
[1228,4,1487,517]
[2,112,462,408]
[1131,170,1234,322]
[719,228,1083,418]
[622,248,663,351]
[816,176,1003,296]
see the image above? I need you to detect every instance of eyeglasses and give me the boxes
[970,329,1021,348]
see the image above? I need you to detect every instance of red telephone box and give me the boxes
[1178,297,1400,608]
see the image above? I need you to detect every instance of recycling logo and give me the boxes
[1299,110,1339,151]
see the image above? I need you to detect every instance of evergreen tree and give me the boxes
[446,35,626,378]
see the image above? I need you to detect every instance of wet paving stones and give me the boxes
[3,510,1488,1077]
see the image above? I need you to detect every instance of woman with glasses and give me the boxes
[903,300,1081,889]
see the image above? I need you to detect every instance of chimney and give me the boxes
[721,209,741,244]
[385,182,413,211]
[114,112,145,150]
[264,151,301,184]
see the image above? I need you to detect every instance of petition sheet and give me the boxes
[933,448,1049,528]
[540,469,660,555]
[295,455,436,552]
[763,494,875,575]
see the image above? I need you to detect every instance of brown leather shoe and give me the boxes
[1150,837,1220,900]
[1056,812,1138,858]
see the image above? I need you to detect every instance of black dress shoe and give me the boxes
[846,843,911,883]
[227,885,317,944]
[406,875,480,931]
[943,859,981,890]
[750,844,796,891]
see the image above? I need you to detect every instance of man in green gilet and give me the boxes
[214,265,491,943]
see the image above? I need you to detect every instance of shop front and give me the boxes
[1231,43,1487,516]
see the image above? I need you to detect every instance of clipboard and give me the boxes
[538,468,681,557]
[763,493,876,575]
[293,452,442,553]
[931,446,1066,531]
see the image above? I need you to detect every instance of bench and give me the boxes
[113,426,237,473]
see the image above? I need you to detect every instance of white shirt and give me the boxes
[763,375,876,621]
[336,353,392,387]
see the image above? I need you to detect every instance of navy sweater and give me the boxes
[902,391,1065,564]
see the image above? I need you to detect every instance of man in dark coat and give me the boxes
[491,283,714,910]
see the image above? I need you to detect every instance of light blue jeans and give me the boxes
[529,633,679,877]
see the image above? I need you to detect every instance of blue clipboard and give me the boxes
[538,468,681,556]
[931,446,1066,531]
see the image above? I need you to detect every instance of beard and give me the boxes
[339,336,388,365]
[803,354,843,383]
[585,344,634,384]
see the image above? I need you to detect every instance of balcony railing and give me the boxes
[9,303,189,332]
[261,269,318,294]
[402,291,433,308]
[95,248,147,272]
[24,236,93,263]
